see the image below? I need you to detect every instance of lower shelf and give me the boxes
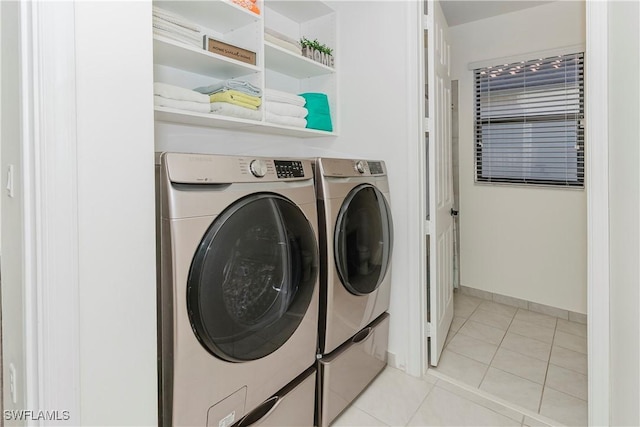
[154,107,337,138]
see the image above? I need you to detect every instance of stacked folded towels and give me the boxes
[194,80,263,121]
[153,7,201,48]
[299,92,333,132]
[154,82,210,113]
[264,89,308,128]
[264,28,302,55]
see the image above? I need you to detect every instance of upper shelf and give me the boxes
[153,36,260,79]
[264,42,335,78]
[265,1,333,23]
[154,0,261,33]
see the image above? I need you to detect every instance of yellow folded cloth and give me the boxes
[210,99,258,110]
[209,90,261,109]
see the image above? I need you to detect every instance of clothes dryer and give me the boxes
[314,158,393,354]
[314,158,394,426]
[156,152,319,427]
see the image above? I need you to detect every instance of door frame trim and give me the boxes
[20,1,82,419]
[585,1,610,424]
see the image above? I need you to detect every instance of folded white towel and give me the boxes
[152,6,200,32]
[266,112,307,128]
[264,34,302,55]
[264,101,308,118]
[264,88,306,107]
[264,28,301,47]
[154,96,211,114]
[210,102,263,121]
[154,82,210,103]
[153,19,201,42]
[153,29,201,48]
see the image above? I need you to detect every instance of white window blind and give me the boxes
[474,52,585,187]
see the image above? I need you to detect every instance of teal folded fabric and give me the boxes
[299,92,332,131]
[306,113,333,132]
[300,92,330,113]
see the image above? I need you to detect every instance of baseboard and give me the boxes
[457,285,587,324]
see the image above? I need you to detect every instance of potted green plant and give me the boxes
[300,37,334,68]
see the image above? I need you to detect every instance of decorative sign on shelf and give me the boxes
[300,37,334,68]
[203,36,257,65]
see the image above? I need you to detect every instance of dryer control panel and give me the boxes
[318,158,387,178]
[368,161,384,175]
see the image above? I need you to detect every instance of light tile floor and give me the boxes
[433,292,588,426]
[331,292,588,427]
[331,366,560,427]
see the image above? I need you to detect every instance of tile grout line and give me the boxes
[543,383,589,403]
[477,307,519,387]
[486,364,547,388]
[446,294,482,349]
[537,316,558,414]
[402,378,438,426]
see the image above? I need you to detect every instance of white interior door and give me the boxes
[426,0,453,367]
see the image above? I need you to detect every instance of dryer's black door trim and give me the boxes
[334,185,393,296]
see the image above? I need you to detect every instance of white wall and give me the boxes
[328,0,422,374]
[156,1,422,373]
[74,2,157,425]
[607,1,640,424]
[450,1,587,313]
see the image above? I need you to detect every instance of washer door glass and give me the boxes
[334,184,393,296]
[187,193,318,362]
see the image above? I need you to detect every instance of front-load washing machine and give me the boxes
[314,158,393,355]
[314,158,394,427]
[156,152,319,427]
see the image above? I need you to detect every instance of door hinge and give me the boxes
[425,322,432,337]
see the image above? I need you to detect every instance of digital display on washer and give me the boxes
[274,160,304,178]
[368,161,384,175]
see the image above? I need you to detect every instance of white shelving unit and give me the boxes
[152,0,337,138]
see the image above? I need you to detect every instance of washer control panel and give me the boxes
[161,153,313,184]
[274,160,305,179]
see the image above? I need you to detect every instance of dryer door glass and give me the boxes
[187,194,318,362]
[334,184,393,295]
